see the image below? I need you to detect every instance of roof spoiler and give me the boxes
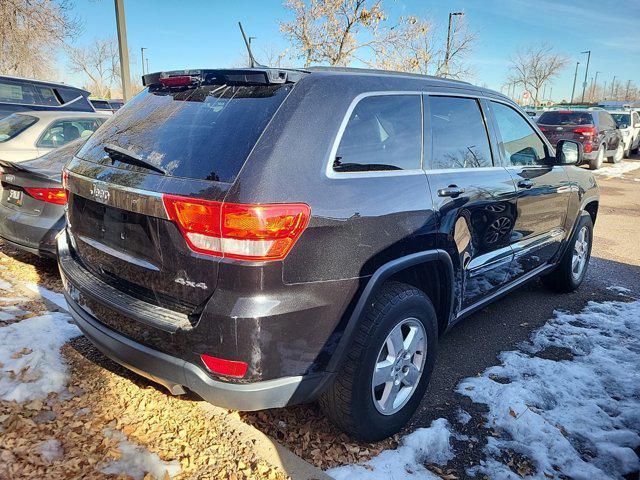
[142,68,307,87]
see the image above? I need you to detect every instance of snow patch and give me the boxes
[101,429,181,480]
[38,439,63,462]
[593,160,640,178]
[607,285,632,295]
[327,419,453,480]
[0,312,81,402]
[25,283,68,311]
[456,408,472,425]
[459,300,640,479]
[0,279,13,291]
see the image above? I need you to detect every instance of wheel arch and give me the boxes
[325,250,455,373]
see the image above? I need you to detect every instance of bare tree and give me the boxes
[508,43,569,107]
[67,37,121,98]
[280,0,402,67]
[374,14,476,79]
[0,0,81,79]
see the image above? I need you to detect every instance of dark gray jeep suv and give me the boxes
[58,68,599,441]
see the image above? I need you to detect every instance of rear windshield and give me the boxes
[77,82,292,183]
[538,111,593,125]
[0,113,38,142]
[611,113,631,128]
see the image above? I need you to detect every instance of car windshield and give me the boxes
[0,113,38,142]
[538,111,593,125]
[611,114,631,129]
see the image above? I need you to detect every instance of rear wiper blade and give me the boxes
[103,144,166,175]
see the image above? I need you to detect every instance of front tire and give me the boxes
[542,213,593,293]
[610,142,624,163]
[589,145,605,170]
[319,282,438,441]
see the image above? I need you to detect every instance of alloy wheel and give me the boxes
[571,226,589,281]
[371,318,426,415]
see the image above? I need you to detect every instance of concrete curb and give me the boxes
[201,404,333,480]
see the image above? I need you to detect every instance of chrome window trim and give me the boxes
[325,90,528,179]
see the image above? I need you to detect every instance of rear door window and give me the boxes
[333,94,422,172]
[427,96,493,169]
[0,113,38,142]
[77,82,292,183]
[37,118,105,148]
[538,111,593,125]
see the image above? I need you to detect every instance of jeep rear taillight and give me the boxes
[573,126,596,137]
[24,187,67,205]
[162,194,310,261]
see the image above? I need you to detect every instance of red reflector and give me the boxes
[62,169,69,190]
[200,354,248,378]
[584,142,593,153]
[162,194,310,261]
[538,126,547,131]
[24,187,67,205]
[159,76,192,87]
[573,126,596,136]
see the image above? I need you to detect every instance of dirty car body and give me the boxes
[57,68,599,439]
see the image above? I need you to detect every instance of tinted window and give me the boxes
[37,87,60,106]
[334,95,422,172]
[428,96,492,169]
[492,102,547,166]
[78,83,291,182]
[611,113,631,128]
[37,118,105,148]
[0,113,38,142]
[91,100,112,111]
[600,112,616,129]
[0,81,37,104]
[538,111,593,125]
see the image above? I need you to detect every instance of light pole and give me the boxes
[114,0,132,101]
[611,75,617,99]
[444,12,464,78]
[570,61,580,103]
[247,36,257,67]
[580,50,591,103]
[140,47,147,76]
[146,58,149,75]
[590,71,600,101]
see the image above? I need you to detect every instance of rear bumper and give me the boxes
[57,231,337,410]
[0,203,63,256]
[64,292,328,410]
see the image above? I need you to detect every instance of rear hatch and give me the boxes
[537,110,595,145]
[65,69,298,314]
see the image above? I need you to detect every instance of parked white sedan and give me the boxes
[609,109,640,157]
[0,111,108,162]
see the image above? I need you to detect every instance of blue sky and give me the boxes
[59,0,640,101]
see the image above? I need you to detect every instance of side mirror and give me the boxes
[556,139,582,166]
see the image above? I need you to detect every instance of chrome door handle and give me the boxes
[437,186,465,198]
[517,179,534,189]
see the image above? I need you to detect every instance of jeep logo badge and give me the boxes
[90,185,110,203]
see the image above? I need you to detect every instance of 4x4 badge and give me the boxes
[174,277,208,290]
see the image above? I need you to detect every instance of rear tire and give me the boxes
[319,281,438,441]
[589,145,605,170]
[542,213,593,293]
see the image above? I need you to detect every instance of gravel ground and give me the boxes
[1,157,638,479]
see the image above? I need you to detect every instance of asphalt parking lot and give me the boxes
[1,157,638,479]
